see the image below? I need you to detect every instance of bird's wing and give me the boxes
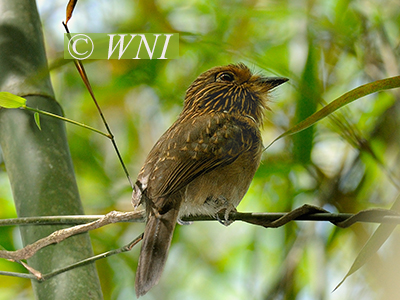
[135,112,261,208]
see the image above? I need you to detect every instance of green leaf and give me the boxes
[266,75,400,150]
[0,92,27,108]
[334,193,400,291]
[24,106,110,138]
[292,39,320,164]
[34,112,41,130]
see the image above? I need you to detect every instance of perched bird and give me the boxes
[132,63,288,297]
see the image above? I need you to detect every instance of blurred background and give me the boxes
[0,0,399,299]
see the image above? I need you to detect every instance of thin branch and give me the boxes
[62,22,134,189]
[0,234,144,281]
[0,215,139,227]
[189,205,400,228]
[24,106,111,138]
[0,207,398,262]
[0,270,37,280]
[0,205,399,281]
[42,234,143,281]
[1,205,400,227]
[0,211,142,261]
[0,205,399,263]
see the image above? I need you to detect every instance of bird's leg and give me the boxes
[132,180,145,208]
[209,196,237,226]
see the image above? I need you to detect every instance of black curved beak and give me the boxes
[262,77,289,89]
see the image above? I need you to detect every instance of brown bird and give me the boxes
[132,63,288,297]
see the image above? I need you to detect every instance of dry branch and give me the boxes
[0,205,399,281]
[0,210,142,262]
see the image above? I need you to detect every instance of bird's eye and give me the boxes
[216,72,235,82]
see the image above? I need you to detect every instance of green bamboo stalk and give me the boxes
[0,0,103,299]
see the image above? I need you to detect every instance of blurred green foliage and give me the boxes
[1,0,400,299]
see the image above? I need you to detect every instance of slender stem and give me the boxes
[62,22,134,189]
[0,206,398,282]
[0,270,37,280]
[0,235,143,281]
[42,234,143,281]
[1,210,400,227]
[76,60,134,188]
[24,106,111,138]
[0,215,106,226]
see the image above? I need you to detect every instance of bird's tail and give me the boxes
[135,203,180,297]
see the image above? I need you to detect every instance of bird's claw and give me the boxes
[177,218,193,225]
[214,196,236,226]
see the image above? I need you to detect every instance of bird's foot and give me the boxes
[213,196,236,226]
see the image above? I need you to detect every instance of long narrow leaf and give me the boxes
[334,193,400,291]
[266,75,400,150]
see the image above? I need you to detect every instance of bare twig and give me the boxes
[62,21,134,189]
[0,214,144,227]
[186,204,400,228]
[0,270,37,280]
[1,205,400,228]
[0,210,143,261]
[42,234,143,281]
[0,205,399,281]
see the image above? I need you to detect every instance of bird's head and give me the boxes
[182,63,288,125]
